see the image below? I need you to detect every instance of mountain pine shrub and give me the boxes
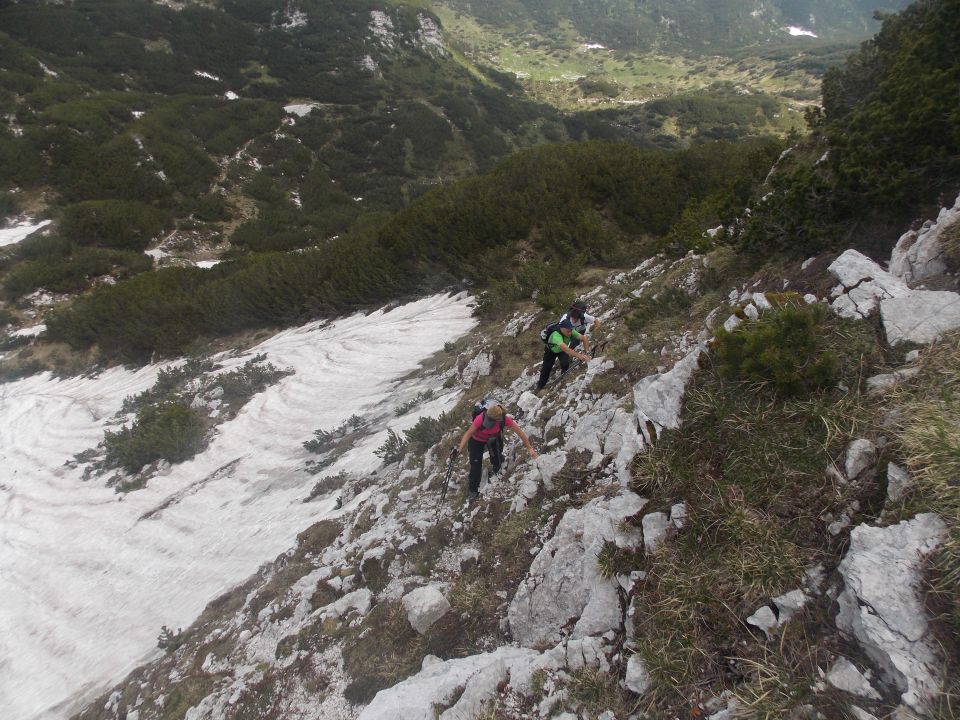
[710,303,839,397]
[102,401,206,474]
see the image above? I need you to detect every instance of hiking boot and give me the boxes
[468,491,480,503]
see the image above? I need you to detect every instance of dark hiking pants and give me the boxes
[468,436,503,493]
[537,346,570,389]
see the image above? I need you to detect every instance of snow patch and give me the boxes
[0,293,476,720]
[0,219,52,248]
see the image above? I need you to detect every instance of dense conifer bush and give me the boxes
[710,304,839,397]
[60,200,167,250]
[740,0,960,256]
[102,401,206,474]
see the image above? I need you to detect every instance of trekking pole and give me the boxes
[435,453,457,522]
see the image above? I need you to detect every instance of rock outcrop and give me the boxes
[836,514,947,713]
[508,492,645,647]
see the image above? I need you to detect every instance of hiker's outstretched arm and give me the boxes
[457,428,471,452]
[560,343,590,362]
[511,425,538,459]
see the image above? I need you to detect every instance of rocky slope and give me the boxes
[74,194,960,720]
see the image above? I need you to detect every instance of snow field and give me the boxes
[0,292,476,720]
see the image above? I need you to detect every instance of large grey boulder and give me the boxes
[889,192,959,284]
[568,406,645,485]
[633,345,704,443]
[829,250,909,319]
[828,250,960,345]
[508,492,645,647]
[836,514,947,713]
[881,291,960,346]
[357,647,541,720]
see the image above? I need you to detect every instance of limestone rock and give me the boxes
[723,314,742,332]
[670,502,688,529]
[568,406,644,484]
[881,291,960,346]
[642,512,670,554]
[889,192,959,284]
[402,585,451,635]
[358,647,541,720]
[836,514,947,713]
[845,439,877,482]
[826,657,881,700]
[624,654,652,695]
[829,249,909,319]
[849,707,880,720]
[866,367,920,395]
[827,250,910,318]
[461,351,492,386]
[886,462,912,504]
[508,492,646,647]
[633,345,704,443]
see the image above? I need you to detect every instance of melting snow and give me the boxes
[9,324,46,338]
[0,219,52,248]
[786,26,818,37]
[0,293,476,720]
[283,103,319,117]
[193,70,221,81]
[195,260,221,269]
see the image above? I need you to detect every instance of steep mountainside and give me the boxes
[439,0,914,50]
[70,192,960,720]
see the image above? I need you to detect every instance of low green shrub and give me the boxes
[374,429,407,465]
[2,246,152,299]
[0,191,20,216]
[404,413,448,454]
[710,303,839,397]
[102,401,206,473]
[214,355,292,412]
[60,199,168,251]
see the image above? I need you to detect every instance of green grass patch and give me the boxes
[628,310,882,711]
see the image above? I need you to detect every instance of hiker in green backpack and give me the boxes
[537,317,591,389]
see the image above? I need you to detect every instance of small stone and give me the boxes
[623,655,652,695]
[402,585,451,634]
[849,707,880,720]
[723,315,742,332]
[804,294,819,304]
[747,605,778,639]
[670,502,688,529]
[744,304,760,320]
[845,439,877,482]
[421,654,443,669]
[642,512,670,554]
[886,462,912,503]
[826,657,882,700]
[753,292,773,311]
[905,349,920,362]
[460,548,480,569]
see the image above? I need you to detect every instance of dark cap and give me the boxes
[571,300,587,313]
[558,318,574,330]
